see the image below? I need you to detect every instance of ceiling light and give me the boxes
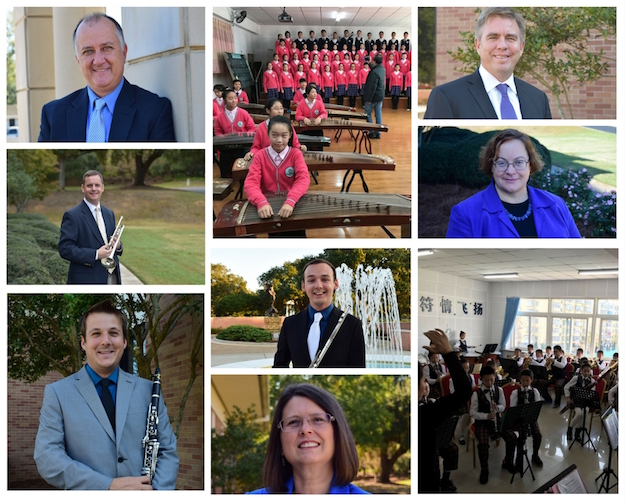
[483,273,518,279]
[578,268,618,275]
[417,249,434,257]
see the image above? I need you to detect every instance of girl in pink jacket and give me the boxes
[244,115,310,222]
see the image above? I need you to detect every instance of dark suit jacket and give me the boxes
[34,367,178,490]
[38,78,175,142]
[424,70,552,119]
[58,201,122,284]
[273,307,365,368]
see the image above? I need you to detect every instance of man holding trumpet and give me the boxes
[59,170,123,284]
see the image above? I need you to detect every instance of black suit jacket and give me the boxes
[423,70,552,119]
[273,307,365,368]
[58,201,122,284]
[38,78,175,142]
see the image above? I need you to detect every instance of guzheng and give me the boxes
[231,152,396,181]
[213,132,330,149]
[292,118,388,133]
[240,102,365,120]
[213,192,411,237]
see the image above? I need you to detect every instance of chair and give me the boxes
[502,382,521,408]
[588,379,607,437]
[471,373,481,386]
[439,373,452,397]
[565,363,575,380]
[593,368,602,377]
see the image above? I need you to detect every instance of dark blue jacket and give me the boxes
[39,78,175,142]
[446,181,581,238]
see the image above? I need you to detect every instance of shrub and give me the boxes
[418,143,454,184]
[531,168,616,237]
[216,325,272,342]
[7,214,67,284]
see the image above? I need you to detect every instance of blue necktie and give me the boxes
[87,98,106,142]
[497,83,517,119]
[100,378,116,433]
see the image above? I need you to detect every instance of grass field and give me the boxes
[18,185,205,284]
[463,126,617,187]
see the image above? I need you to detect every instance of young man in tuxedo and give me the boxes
[34,300,178,489]
[273,259,365,368]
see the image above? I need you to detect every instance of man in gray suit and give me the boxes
[424,7,552,119]
[34,301,179,490]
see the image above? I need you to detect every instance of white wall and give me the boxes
[418,271,618,359]
[418,269,489,358]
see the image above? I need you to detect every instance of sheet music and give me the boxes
[553,468,587,493]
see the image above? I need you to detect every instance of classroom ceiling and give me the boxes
[229,7,412,29]
[418,249,619,282]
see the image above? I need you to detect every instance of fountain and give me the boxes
[334,263,407,368]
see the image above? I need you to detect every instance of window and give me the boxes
[505,297,618,357]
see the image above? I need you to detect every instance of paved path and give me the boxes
[120,263,143,284]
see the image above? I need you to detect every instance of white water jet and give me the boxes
[334,263,404,368]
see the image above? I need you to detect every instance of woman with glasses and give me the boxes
[248,383,368,494]
[446,129,580,238]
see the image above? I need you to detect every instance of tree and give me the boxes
[213,292,264,317]
[116,294,203,439]
[7,11,16,105]
[418,7,436,86]
[211,263,251,313]
[8,294,113,381]
[449,7,616,118]
[104,150,165,186]
[7,150,58,212]
[268,375,411,483]
[211,406,267,493]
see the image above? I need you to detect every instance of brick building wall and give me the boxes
[8,294,204,490]
[433,7,616,119]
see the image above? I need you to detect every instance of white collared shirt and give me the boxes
[267,145,290,166]
[479,65,523,119]
[224,106,238,123]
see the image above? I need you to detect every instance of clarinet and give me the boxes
[490,387,498,434]
[142,368,161,479]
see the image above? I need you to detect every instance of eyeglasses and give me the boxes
[278,413,335,432]
[493,158,530,171]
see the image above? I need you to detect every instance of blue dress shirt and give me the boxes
[86,79,125,142]
[85,364,120,404]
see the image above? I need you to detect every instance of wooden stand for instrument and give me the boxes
[213,192,411,238]
[230,152,396,199]
[292,119,388,154]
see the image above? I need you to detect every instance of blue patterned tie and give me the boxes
[87,98,106,142]
[496,83,517,119]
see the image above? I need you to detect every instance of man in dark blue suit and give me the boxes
[58,170,123,284]
[38,12,175,142]
[424,7,552,119]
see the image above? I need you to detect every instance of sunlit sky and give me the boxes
[212,248,327,291]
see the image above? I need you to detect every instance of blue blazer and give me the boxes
[248,477,370,494]
[424,70,552,119]
[446,181,581,238]
[58,201,123,284]
[38,78,175,142]
[34,366,179,490]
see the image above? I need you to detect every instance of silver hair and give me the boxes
[73,12,126,57]
[475,7,526,43]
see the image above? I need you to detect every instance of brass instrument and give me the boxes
[522,356,533,370]
[101,216,124,273]
[590,358,599,369]
[559,360,619,415]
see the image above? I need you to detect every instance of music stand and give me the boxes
[500,400,542,484]
[500,358,520,380]
[529,365,548,381]
[568,386,600,451]
[595,406,618,493]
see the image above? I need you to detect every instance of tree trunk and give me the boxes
[133,150,164,186]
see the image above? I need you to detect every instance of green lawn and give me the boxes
[151,178,205,188]
[464,126,616,187]
[18,186,205,284]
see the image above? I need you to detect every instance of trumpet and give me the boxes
[101,216,124,273]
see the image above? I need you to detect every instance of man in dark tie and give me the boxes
[424,7,551,119]
[34,300,179,489]
[38,12,175,142]
[273,259,365,368]
[58,170,123,284]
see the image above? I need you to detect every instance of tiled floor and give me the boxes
[445,401,618,493]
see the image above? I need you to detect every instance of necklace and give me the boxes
[505,199,532,221]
